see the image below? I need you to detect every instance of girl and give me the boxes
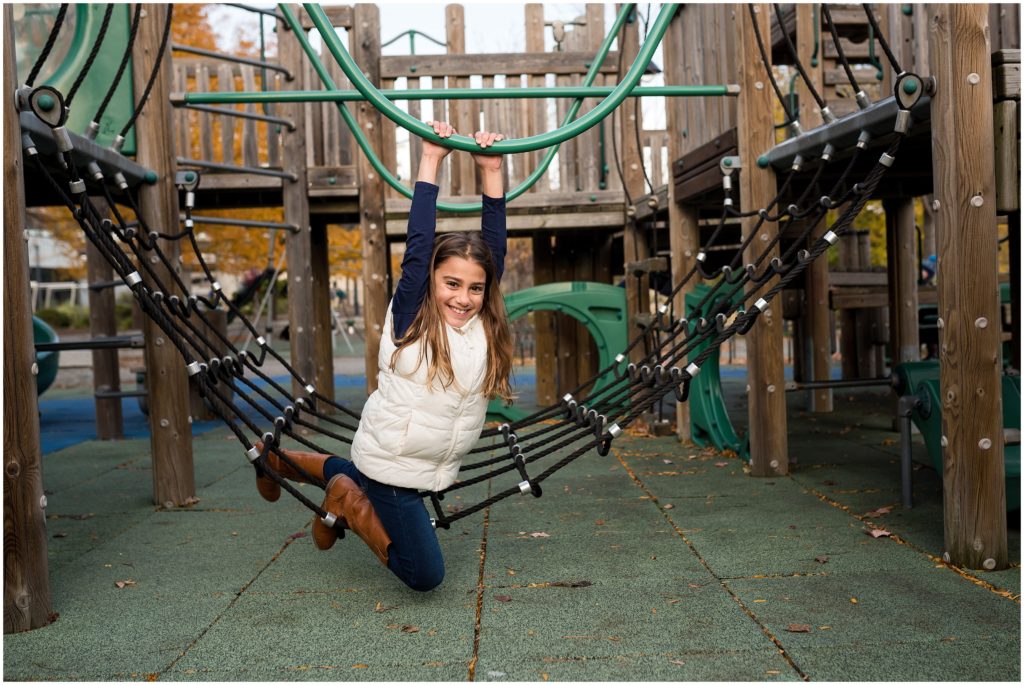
[255,122,512,592]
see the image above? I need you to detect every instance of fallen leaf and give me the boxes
[595,519,605,526]
[494,594,512,603]
[850,597,859,604]
[289,531,307,540]
[663,503,675,510]
[881,438,898,446]
[815,555,829,564]
[114,579,137,589]
[506,568,517,577]
[352,664,368,669]
[786,624,811,633]
[867,528,891,538]
[663,459,675,465]
[400,625,420,633]
[863,506,892,519]
[669,659,686,666]
[766,670,781,676]
[714,461,729,468]
[373,601,398,613]
[754,599,767,603]
[529,532,550,538]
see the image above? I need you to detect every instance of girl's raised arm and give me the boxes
[472,130,507,282]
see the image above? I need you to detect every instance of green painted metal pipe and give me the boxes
[177,84,738,106]
[280,3,638,212]
[305,1,677,156]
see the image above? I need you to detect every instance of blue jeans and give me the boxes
[323,456,445,592]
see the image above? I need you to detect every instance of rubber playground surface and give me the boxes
[5,373,1021,681]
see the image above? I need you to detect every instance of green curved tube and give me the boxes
[306,2,676,155]
[281,3,644,212]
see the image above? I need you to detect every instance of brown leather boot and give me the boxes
[254,441,331,502]
[312,475,392,565]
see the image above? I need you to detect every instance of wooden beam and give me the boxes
[132,4,195,506]
[617,4,649,369]
[736,4,787,477]
[353,4,389,393]
[445,5,477,196]
[797,3,832,412]
[928,3,1007,570]
[3,4,53,633]
[86,206,124,439]
[663,7,698,440]
[884,198,920,368]
[311,218,336,407]
[278,6,327,410]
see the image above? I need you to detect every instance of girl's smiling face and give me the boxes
[433,256,486,328]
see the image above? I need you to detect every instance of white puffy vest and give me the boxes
[351,303,489,492]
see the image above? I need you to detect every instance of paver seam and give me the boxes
[156,521,312,679]
[802,486,1022,603]
[611,446,811,682]
[466,482,493,682]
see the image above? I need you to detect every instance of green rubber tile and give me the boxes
[789,636,1019,681]
[41,439,153,493]
[45,510,153,573]
[164,660,470,681]
[474,577,768,660]
[3,590,231,681]
[169,589,476,674]
[725,570,1020,649]
[45,465,157,516]
[475,648,800,682]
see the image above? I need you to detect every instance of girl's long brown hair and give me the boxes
[391,232,513,402]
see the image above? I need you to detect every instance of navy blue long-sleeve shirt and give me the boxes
[391,181,507,339]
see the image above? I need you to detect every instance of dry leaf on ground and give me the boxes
[400,625,420,633]
[529,532,550,538]
[114,579,137,589]
[785,624,812,633]
[867,528,892,538]
[494,594,512,603]
[374,601,398,613]
[815,555,829,564]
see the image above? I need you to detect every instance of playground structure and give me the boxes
[3,2,1020,637]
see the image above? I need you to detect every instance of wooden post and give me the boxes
[132,3,195,506]
[525,6,557,407]
[352,4,389,393]
[86,214,124,439]
[736,4,787,476]
[928,4,1007,570]
[4,4,54,632]
[310,218,335,407]
[277,7,328,408]
[662,8,699,440]
[796,3,833,412]
[617,5,649,365]
[884,198,920,369]
[533,233,557,406]
[445,5,476,195]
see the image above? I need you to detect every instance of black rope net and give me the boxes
[18,4,920,535]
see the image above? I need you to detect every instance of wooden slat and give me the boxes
[380,76,399,200]
[240,66,259,167]
[380,51,622,78]
[994,100,1019,213]
[525,4,548,194]
[173,63,191,159]
[446,6,476,195]
[928,3,1007,570]
[294,5,353,30]
[217,63,235,164]
[3,4,53,631]
[86,202,125,439]
[407,75,423,186]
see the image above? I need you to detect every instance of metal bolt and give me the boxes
[150,256,158,264]
[755,81,764,90]
[931,199,940,211]
[769,459,779,469]
[39,495,47,509]
[942,552,951,563]
[983,558,996,570]
[160,419,169,427]
[936,317,944,329]
[975,317,988,329]
[767,384,776,393]
[30,362,38,376]
[967,72,980,85]
[761,233,768,241]
[369,222,377,230]
[156,337,164,346]
[970,194,983,207]
[973,539,984,551]
[979,438,992,450]
[941,435,948,447]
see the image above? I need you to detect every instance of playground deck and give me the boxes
[5,374,1020,682]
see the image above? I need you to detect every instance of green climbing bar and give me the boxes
[174,84,740,107]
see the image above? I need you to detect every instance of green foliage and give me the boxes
[36,304,89,329]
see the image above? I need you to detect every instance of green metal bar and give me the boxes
[176,84,738,106]
[279,3,637,212]
[305,1,677,156]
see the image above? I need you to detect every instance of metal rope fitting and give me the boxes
[245,446,260,463]
[86,120,101,140]
[821,144,835,162]
[86,161,103,181]
[696,252,706,262]
[855,91,870,109]
[320,512,338,528]
[722,174,732,192]
[184,191,195,209]
[894,109,911,134]
[614,353,626,364]
[257,336,267,347]
[113,172,128,190]
[857,130,871,149]
[53,126,73,153]
[21,133,38,157]
[823,230,839,245]
[820,106,836,124]
[125,271,143,288]
[69,179,86,195]
[879,152,895,168]
[186,361,201,376]
[112,135,126,153]
[305,384,315,395]
[791,154,804,172]
[686,362,701,378]
[753,298,769,312]
[788,120,803,138]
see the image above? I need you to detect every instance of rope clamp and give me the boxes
[821,144,835,162]
[791,154,804,172]
[53,126,73,154]
[855,91,870,109]
[245,446,260,463]
[598,423,621,456]
[824,230,838,245]
[429,494,451,529]
[186,361,201,377]
[86,161,104,181]
[614,353,626,365]
[69,179,86,195]
[21,133,38,157]
[753,298,769,312]
[696,252,707,263]
[879,152,895,168]
[857,130,872,149]
[113,172,128,190]
[820,106,836,124]
[788,120,803,138]
[686,362,700,378]
[257,336,267,347]
[305,384,315,395]
[112,135,126,153]
[85,121,101,140]
[126,271,143,288]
